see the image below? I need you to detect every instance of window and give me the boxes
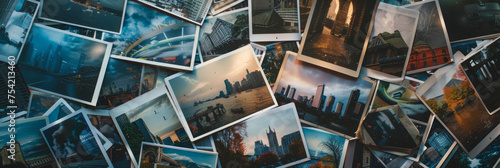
[433,59,437,66]
[423,53,426,58]
[411,64,415,70]
[424,61,428,67]
[432,51,436,56]
[442,49,447,54]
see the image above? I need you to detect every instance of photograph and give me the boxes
[371,150,414,168]
[371,81,431,123]
[102,1,198,71]
[342,140,385,168]
[380,0,414,6]
[136,0,211,25]
[404,0,453,74]
[45,22,102,39]
[441,134,500,168]
[198,8,250,62]
[451,39,491,56]
[43,98,76,123]
[0,0,39,64]
[26,91,82,118]
[260,42,299,87]
[358,105,421,154]
[297,0,379,77]
[460,38,500,114]
[251,43,266,61]
[419,117,455,168]
[249,0,301,41]
[139,64,176,95]
[165,45,277,141]
[437,0,500,43]
[39,0,126,33]
[299,0,314,33]
[139,142,218,168]
[273,51,376,138]
[362,3,418,80]
[110,86,193,167]
[294,127,348,168]
[0,116,57,168]
[212,103,310,168]
[418,64,500,158]
[211,0,245,15]
[18,24,112,106]
[40,111,113,168]
[86,110,133,168]
[96,58,142,109]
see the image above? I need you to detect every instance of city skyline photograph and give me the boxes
[40,0,126,33]
[40,111,112,168]
[273,52,376,138]
[18,24,111,106]
[298,0,379,77]
[295,127,347,168]
[102,1,198,70]
[212,103,309,168]
[363,3,418,78]
[198,8,249,62]
[420,65,500,156]
[110,86,192,166]
[139,142,218,168]
[0,117,56,168]
[138,0,212,25]
[166,45,277,141]
[0,0,38,64]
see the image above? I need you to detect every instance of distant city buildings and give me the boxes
[266,126,284,157]
[218,69,265,98]
[288,87,296,99]
[325,96,336,113]
[335,102,344,115]
[312,84,325,109]
[253,126,300,159]
[280,131,300,154]
[254,140,270,157]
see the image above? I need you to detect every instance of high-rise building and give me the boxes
[234,81,241,92]
[312,84,325,108]
[224,79,232,95]
[308,95,314,107]
[344,89,360,117]
[325,96,336,113]
[266,126,283,157]
[335,102,344,115]
[303,96,308,104]
[285,85,291,97]
[133,118,155,143]
[352,102,365,120]
[280,131,300,154]
[297,95,304,103]
[254,140,270,156]
[50,44,64,74]
[175,128,191,148]
[0,0,18,27]
[78,53,87,70]
[280,87,286,96]
[186,0,211,24]
[289,87,296,100]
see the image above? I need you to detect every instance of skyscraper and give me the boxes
[325,96,336,113]
[289,87,296,100]
[78,53,86,70]
[224,79,232,95]
[335,102,344,115]
[0,0,18,27]
[312,84,325,108]
[280,87,286,96]
[266,126,283,157]
[344,89,360,117]
[285,85,291,97]
[353,102,365,120]
[254,140,270,156]
[280,131,300,154]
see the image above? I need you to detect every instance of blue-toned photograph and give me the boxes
[0,117,56,168]
[43,99,75,123]
[0,0,39,63]
[18,24,111,106]
[40,111,112,168]
[139,142,218,168]
[273,52,376,138]
[102,1,198,70]
[419,118,455,168]
[27,91,82,118]
[295,127,347,168]
[39,0,126,33]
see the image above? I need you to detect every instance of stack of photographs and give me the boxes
[26,91,82,118]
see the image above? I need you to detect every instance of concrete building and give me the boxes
[311,84,325,109]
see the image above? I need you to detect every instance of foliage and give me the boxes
[319,136,343,166]
[310,161,334,168]
[231,14,249,39]
[119,122,145,161]
[214,123,248,167]
[252,151,279,168]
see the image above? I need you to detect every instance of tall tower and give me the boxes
[312,84,325,109]
[344,89,360,117]
[266,126,282,157]
[325,96,336,113]
[224,79,232,95]
[78,53,86,71]
[285,85,291,98]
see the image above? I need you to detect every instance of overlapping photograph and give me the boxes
[40,111,113,168]
[0,0,39,64]
[362,3,418,81]
[298,0,379,77]
[212,103,310,167]
[26,91,82,118]
[437,0,500,43]
[39,0,126,33]
[0,116,57,168]
[441,135,500,168]
[198,8,249,62]
[211,0,245,15]
[110,86,193,167]
[0,61,30,121]
[249,0,301,41]
[295,127,348,168]
[460,38,500,114]
[139,64,176,95]
[403,0,453,74]
[358,105,421,155]
[418,116,456,168]
[43,98,75,123]
[165,45,277,141]
[18,24,112,106]
[139,142,217,168]
[260,42,298,87]
[299,0,313,33]
[102,1,198,71]
[273,52,376,138]
[137,0,211,25]
[417,64,500,158]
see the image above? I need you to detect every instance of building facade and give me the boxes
[407,41,450,72]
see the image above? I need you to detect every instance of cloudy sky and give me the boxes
[163,147,217,167]
[370,4,418,46]
[169,47,260,107]
[241,108,302,155]
[275,53,374,113]
[0,118,47,153]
